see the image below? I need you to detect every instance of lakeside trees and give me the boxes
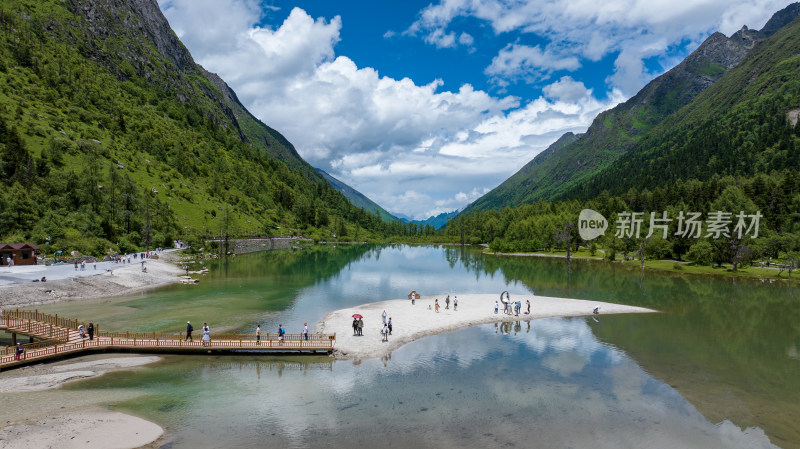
[438,175,800,270]
[0,0,396,255]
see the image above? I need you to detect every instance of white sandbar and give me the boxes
[316,293,656,359]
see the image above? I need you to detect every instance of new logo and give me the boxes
[578,209,607,241]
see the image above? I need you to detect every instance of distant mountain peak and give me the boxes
[316,169,399,222]
[760,2,800,37]
[462,2,800,214]
[399,211,459,230]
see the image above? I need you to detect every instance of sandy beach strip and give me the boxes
[0,410,163,449]
[0,355,164,449]
[316,293,657,359]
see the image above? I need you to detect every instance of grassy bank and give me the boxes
[487,249,800,283]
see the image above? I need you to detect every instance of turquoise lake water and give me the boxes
[34,245,799,448]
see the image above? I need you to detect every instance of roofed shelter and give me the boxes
[0,243,40,266]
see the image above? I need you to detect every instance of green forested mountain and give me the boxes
[0,0,391,255]
[446,4,800,267]
[464,131,580,212]
[465,5,797,213]
[316,169,399,223]
[567,13,800,204]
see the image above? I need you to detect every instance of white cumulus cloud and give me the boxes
[486,43,581,83]
[409,0,790,95]
[159,1,632,219]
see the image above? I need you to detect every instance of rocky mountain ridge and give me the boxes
[464,2,800,213]
[0,0,390,251]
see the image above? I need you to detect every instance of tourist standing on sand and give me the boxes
[87,322,94,340]
[74,261,78,271]
[358,318,364,336]
[387,317,392,335]
[526,300,531,315]
[256,325,261,345]
[202,323,210,346]
[445,295,450,309]
[494,301,499,314]
[352,318,358,336]
[186,321,193,341]
[303,323,309,340]
[435,299,440,313]
[382,310,387,324]
[381,323,389,342]
[454,297,458,311]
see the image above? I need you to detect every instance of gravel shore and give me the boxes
[0,253,184,308]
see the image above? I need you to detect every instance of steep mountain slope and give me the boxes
[567,14,800,201]
[316,169,398,222]
[65,0,316,174]
[465,5,797,213]
[465,132,580,212]
[202,69,311,172]
[0,0,387,252]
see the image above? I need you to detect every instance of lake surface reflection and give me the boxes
[34,245,799,448]
[71,318,776,449]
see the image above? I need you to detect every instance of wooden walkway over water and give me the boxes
[0,310,335,370]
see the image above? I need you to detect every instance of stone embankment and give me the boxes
[204,237,311,254]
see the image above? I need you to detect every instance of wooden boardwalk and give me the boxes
[0,310,335,370]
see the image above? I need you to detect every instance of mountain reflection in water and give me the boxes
[72,318,777,449]
[35,245,797,448]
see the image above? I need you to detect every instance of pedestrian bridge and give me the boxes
[0,309,335,370]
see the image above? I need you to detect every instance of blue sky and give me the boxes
[267,0,615,100]
[158,0,790,219]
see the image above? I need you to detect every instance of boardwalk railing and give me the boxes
[0,310,71,342]
[0,309,336,369]
[97,330,332,343]
[0,338,62,356]
[2,309,85,337]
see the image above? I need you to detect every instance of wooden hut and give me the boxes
[0,243,40,266]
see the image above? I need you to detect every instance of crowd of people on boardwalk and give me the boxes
[184,321,217,346]
[181,320,310,346]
